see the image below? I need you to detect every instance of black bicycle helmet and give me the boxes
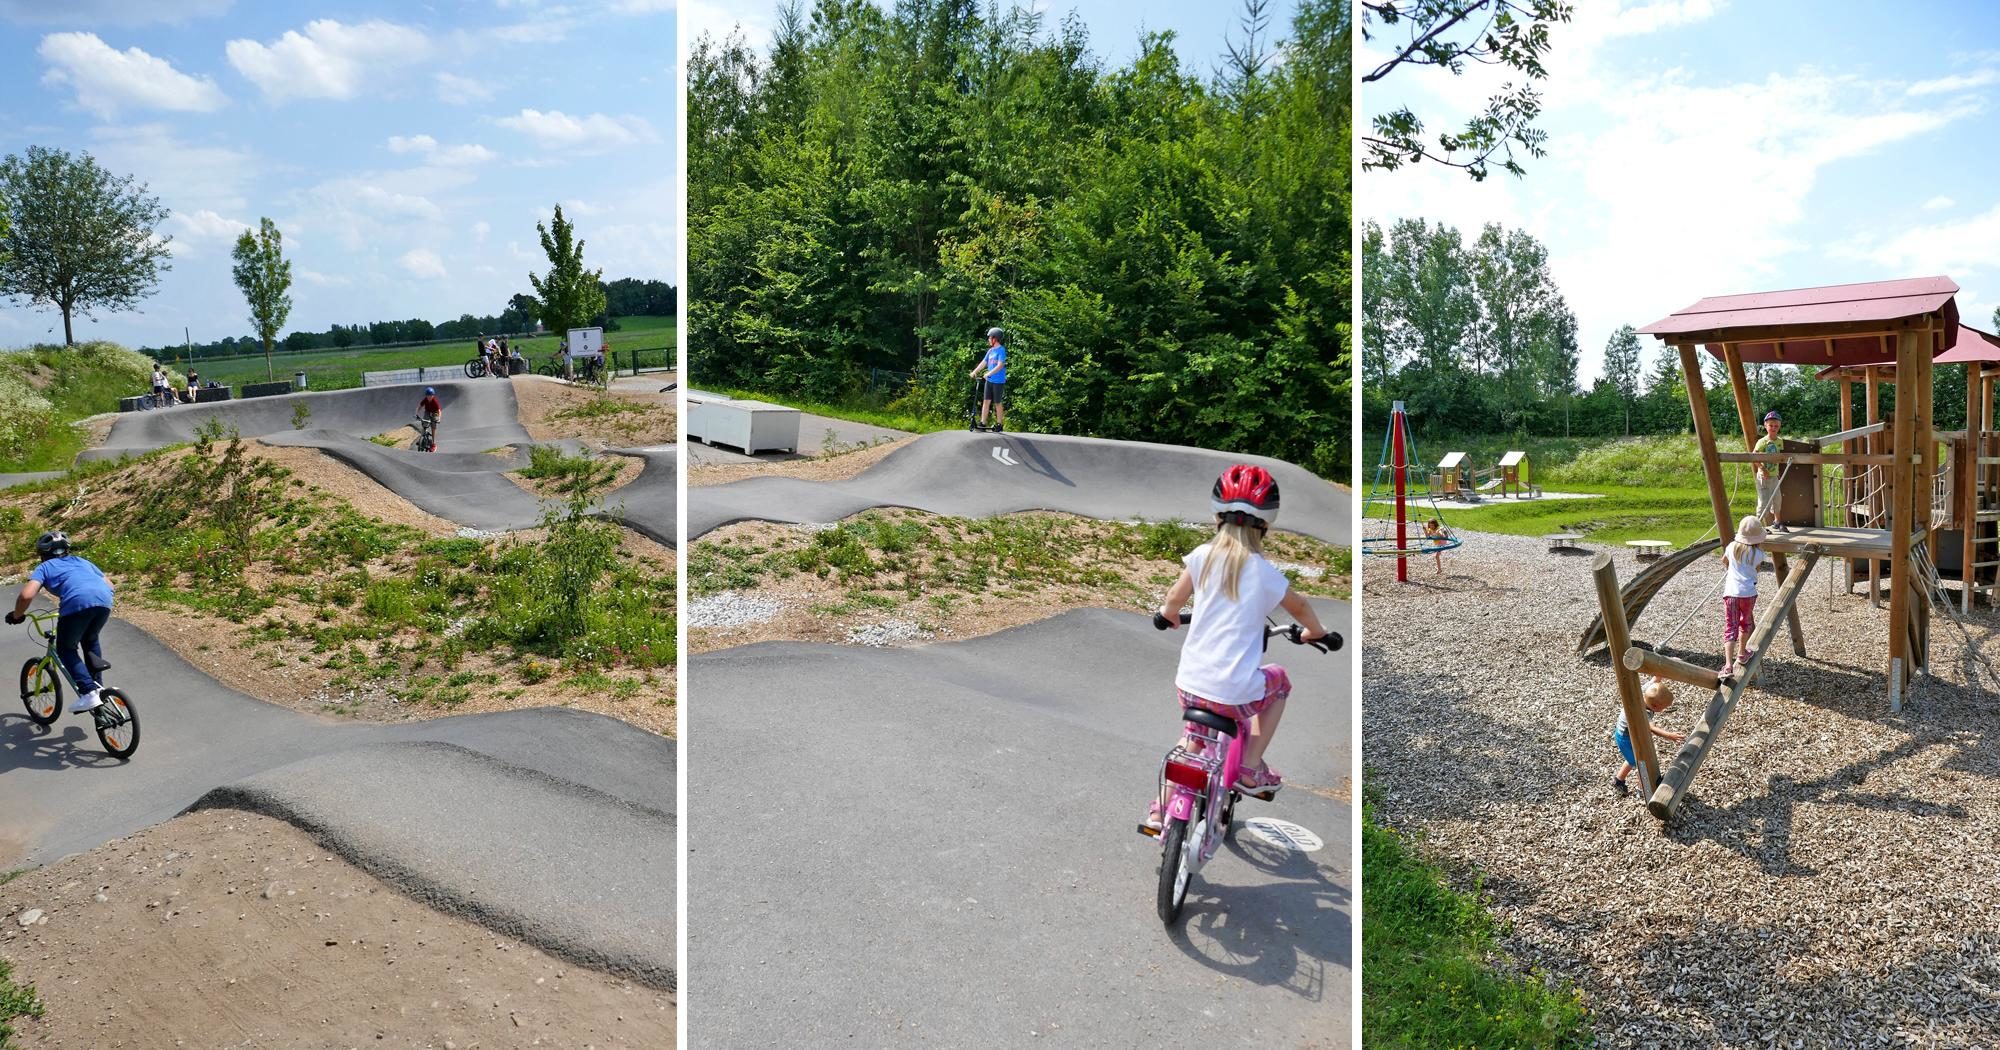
[36,531,70,560]
[987,326,1006,343]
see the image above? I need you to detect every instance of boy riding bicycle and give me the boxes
[7,531,114,713]
[417,386,442,450]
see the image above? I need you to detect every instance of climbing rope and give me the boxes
[1911,539,1999,695]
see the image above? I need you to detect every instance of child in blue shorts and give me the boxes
[1612,677,1684,796]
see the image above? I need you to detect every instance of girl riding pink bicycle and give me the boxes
[1143,464,1335,832]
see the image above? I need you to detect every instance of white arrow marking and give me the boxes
[991,446,1018,466]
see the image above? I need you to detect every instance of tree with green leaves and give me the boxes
[1602,324,1642,435]
[231,218,294,382]
[527,205,606,337]
[0,145,172,345]
[1360,1,1572,180]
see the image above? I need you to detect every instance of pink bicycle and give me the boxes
[1143,612,1339,924]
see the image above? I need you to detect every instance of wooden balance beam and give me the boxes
[1642,545,1823,821]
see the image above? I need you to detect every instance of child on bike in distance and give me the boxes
[6,531,114,713]
[418,386,442,448]
[1144,465,1335,831]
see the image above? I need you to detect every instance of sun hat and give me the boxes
[1735,515,1766,545]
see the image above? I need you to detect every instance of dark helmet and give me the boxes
[424,387,436,395]
[35,531,70,560]
[987,327,1006,343]
[1212,464,1280,529]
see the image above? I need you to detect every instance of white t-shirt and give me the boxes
[1722,544,1772,598]
[1174,542,1293,705]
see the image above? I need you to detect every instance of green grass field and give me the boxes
[179,316,677,392]
[702,383,956,435]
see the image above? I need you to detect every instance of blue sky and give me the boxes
[1362,0,2000,382]
[681,0,1303,87]
[0,0,676,349]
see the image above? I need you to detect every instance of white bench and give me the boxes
[1545,532,1582,551]
[1627,540,1673,560]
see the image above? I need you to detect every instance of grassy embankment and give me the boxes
[173,316,677,392]
[0,426,673,719]
[0,341,158,471]
[1362,793,1591,1048]
[1364,432,1786,547]
[701,383,955,436]
[691,512,1351,610]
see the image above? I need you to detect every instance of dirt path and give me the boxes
[1364,529,2000,1047]
[0,810,673,1048]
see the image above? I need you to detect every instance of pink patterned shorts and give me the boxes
[1178,665,1292,720]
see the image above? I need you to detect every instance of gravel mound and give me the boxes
[844,619,934,647]
[687,591,784,628]
[1365,529,2000,1047]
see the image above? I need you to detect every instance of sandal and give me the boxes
[1235,764,1284,798]
[1138,801,1165,837]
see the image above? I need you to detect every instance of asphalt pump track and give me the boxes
[689,430,1347,545]
[688,598,1352,1045]
[0,618,676,990]
[80,380,676,545]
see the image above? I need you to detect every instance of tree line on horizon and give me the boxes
[688,0,1349,474]
[1364,216,2000,443]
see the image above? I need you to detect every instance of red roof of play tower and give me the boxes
[1639,276,1960,365]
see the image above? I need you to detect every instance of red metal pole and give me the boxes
[1393,400,1409,583]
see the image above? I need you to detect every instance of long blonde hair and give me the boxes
[1200,520,1267,602]
[1724,538,1759,569]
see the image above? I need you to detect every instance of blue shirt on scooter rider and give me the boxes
[30,556,114,612]
[982,343,1006,383]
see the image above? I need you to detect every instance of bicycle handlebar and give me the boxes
[1151,610,1343,653]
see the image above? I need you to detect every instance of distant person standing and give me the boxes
[151,365,170,405]
[969,326,1008,431]
[1754,410,1785,531]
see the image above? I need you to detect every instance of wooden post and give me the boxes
[1648,548,1821,821]
[1622,646,1721,691]
[1967,361,1980,612]
[1918,340,1935,674]
[1681,343,1733,543]
[1867,368,1883,607]
[1724,344,1757,448]
[1889,332,1920,690]
[1840,375,1856,594]
[1593,554,1661,795]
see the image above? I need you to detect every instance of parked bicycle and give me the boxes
[464,356,491,379]
[1144,612,1338,923]
[16,609,139,758]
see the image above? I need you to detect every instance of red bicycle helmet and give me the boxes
[1211,464,1280,529]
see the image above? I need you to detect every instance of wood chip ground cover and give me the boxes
[1364,530,2000,1047]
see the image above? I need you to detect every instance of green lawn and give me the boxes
[699,383,956,435]
[1362,797,1592,1049]
[1368,483,1742,548]
[180,317,677,393]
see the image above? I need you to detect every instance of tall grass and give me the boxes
[0,341,158,470]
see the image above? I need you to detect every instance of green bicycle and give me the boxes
[17,609,139,758]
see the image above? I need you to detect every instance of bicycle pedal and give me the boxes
[1136,823,1161,838]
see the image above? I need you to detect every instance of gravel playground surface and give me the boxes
[1364,529,2000,1047]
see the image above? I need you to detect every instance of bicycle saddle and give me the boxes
[1181,708,1239,737]
[86,653,111,673]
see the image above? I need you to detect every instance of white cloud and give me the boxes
[471,220,491,241]
[1907,70,1999,97]
[681,0,769,52]
[170,208,250,242]
[399,248,448,279]
[387,135,496,165]
[434,71,495,105]
[1924,196,1956,212]
[1838,202,2000,283]
[297,269,352,287]
[0,0,229,26]
[611,0,674,12]
[354,187,444,223]
[496,108,657,152]
[37,33,227,117]
[87,123,257,216]
[226,19,429,102]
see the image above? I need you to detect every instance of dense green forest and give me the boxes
[133,277,676,361]
[1364,216,2000,444]
[688,0,1349,475]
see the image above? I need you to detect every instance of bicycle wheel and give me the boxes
[464,359,485,379]
[93,687,138,758]
[1155,816,1194,924]
[19,657,60,726]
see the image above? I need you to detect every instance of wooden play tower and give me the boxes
[1595,277,1964,820]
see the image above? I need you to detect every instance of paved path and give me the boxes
[77,381,676,544]
[690,430,1347,545]
[0,618,675,989]
[688,600,1352,1046]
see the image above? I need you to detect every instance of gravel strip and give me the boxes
[1365,529,2000,1048]
[687,591,784,628]
[844,619,934,647]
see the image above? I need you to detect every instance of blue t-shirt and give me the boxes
[983,344,1007,383]
[29,556,114,613]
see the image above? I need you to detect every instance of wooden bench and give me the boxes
[1546,532,1582,551]
[1626,540,1673,560]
